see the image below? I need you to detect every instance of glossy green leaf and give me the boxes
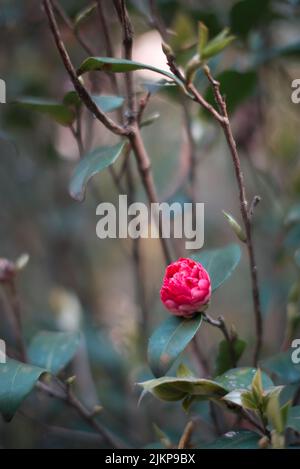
[202,30,235,61]
[205,70,257,115]
[262,352,300,385]
[69,142,125,202]
[201,431,260,449]
[16,98,75,126]
[198,22,208,57]
[192,243,241,291]
[0,359,46,421]
[63,90,82,108]
[223,211,247,242]
[91,95,124,113]
[77,57,184,89]
[287,406,300,433]
[223,389,254,409]
[216,367,274,392]
[28,331,80,375]
[266,387,286,434]
[215,338,246,376]
[138,376,227,403]
[148,315,203,377]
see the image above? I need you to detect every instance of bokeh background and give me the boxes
[0,0,300,448]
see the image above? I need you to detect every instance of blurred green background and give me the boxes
[1,0,300,448]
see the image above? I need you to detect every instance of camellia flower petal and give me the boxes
[160,258,211,318]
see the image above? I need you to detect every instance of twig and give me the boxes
[43,0,172,265]
[43,0,127,137]
[202,65,263,367]
[178,420,195,449]
[36,380,126,448]
[162,38,264,365]
[202,312,237,368]
[96,0,120,96]
[190,337,210,377]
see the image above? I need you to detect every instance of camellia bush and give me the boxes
[1,0,300,450]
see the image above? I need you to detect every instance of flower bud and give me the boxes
[160,258,211,318]
[223,211,247,243]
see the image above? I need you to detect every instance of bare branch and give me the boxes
[203,65,263,366]
[42,0,128,137]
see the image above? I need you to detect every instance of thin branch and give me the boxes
[43,0,172,265]
[161,32,264,365]
[96,0,120,96]
[129,128,173,264]
[190,337,210,376]
[178,420,195,449]
[113,0,172,264]
[113,0,135,121]
[36,380,126,448]
[52,0,96,56]
[202,65,263,366]
[42,0,127,137]
[202,312,237,368]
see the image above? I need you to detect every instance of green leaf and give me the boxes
[198,22,208,57]
[192,243,241,292]
[0,359,46,421]
[223,211,246,243]
[202,29,235,61]
[252,369,264,402]
[138,376,227,403]
[63,90,82,108]
[69,142,126,202]
[200,431,260,449]
[262,352,300,385]
[216,367,274,392]
[287,406,300,433]
[215,338,246,376]
[148,315,203,377]
[91,95,124,113]
[74,2,97,29]
[205,70,257,115]
[15,97,75,126]
[140,113,160,128]
[176,363,195,379]
[28,331,80,375]
[77,57,184,89]
[266,387,286,434]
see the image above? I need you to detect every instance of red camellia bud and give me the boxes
[160,258,211,318]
